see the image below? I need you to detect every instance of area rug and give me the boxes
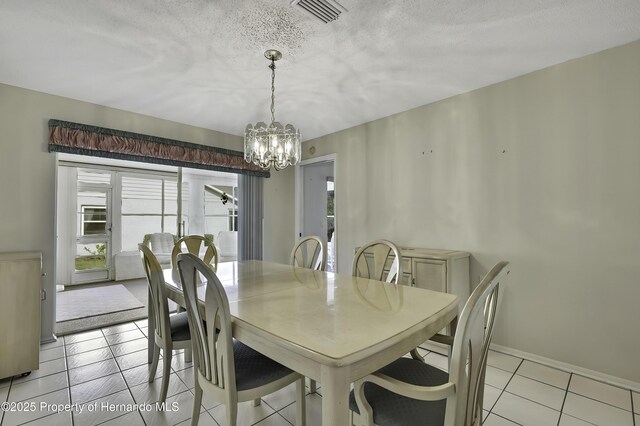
[56,284,144,322]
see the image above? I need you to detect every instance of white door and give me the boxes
[300,159,336,272]
[73,185,112,283]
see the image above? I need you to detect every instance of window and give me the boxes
[81,205,107,235]
[120,176,181,251]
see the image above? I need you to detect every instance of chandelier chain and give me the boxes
[270,59,276,125]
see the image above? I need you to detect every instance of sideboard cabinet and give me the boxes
[0,252,42,379]
[398,248,469,312]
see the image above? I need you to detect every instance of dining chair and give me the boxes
[290,235,326,271]
[353,239,423,361]
[171,234,218,271]
[138,243,192,404]
[349,261,510,426]
[353,239,403,284]
[290,235,326,393]
[176,253,307,426]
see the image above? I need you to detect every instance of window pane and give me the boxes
[121,216,162,251]
[82,206,106,235]
[121,177,163,214]
[75,242,107,271]
[77,190,107,236]
[204,184,237,235]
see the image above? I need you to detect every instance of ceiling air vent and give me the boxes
[291,0,347,23]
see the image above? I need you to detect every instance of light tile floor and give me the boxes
[0,320,637,425]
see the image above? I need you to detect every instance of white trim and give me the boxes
[295,154,338,271]
[491,343,640,393]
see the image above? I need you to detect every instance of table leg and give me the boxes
[320,365,350,426]
[147,287,155,364]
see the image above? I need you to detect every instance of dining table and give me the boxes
[147,260,458,426]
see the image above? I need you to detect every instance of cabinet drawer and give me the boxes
[359,252,408,282]
[411,258,446,292]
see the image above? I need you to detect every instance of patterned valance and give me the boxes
[48,119,269,177]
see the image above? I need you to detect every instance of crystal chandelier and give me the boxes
[244,50,301,171]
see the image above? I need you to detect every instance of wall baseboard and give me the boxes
[491,343,640,393]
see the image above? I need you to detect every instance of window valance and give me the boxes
[48,119,269,177]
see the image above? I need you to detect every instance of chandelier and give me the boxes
[244,50,301,171]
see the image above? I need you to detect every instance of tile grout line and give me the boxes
[487,358,524,416]
[1,376,13,424]
[64,336,76,426]
[556,373,571,426]
[487,412,524,426]
[631,389,636,426]
[113,321,149,426]
[78,325,142,426]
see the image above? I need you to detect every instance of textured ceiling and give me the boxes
[1,0,640,140]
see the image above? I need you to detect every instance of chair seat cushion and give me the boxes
[169,312,191,342]
[349,357,449,426]
[233,340,294,391]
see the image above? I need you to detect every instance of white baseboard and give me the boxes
[490,343,640,393]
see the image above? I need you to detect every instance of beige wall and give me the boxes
[263,166,296,264]
[0,83,244,342]
[297,40,640,383]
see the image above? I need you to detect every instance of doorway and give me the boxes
[74,184,112,283]
[296,154,337,272]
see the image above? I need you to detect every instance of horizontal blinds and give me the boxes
[48,119,269,178]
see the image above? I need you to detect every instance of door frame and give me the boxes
[72,180,113,284]
[295,153,337,271]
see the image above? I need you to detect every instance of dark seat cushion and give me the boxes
[233,340,294,391]
[169,311,191,341]
[349,357,449,426]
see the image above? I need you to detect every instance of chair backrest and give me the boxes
[290,236,326,271]
[147,233,175,254]
[352,239,402,283]
[177,253,236,396]
[171,235,219,271]
[138,243,172,346]
[447,261,509,426]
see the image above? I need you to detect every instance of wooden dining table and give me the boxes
[147,260,458,426]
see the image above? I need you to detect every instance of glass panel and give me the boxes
[121,176,163,213]
[77,190,107,237]
[181,181,189,235]
[204,184,238,236]
[121,176,164,251]
[81,206,106,235]
[327,178,335,273]
[121,216,162,251]
[75,242,107,271]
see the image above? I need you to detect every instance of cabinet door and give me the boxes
[411,258,446,292]
[0,257,41,378]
